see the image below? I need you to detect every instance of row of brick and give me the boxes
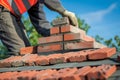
[37,24,106,53]
[38,24,91,54]
[20,41,106,55]
[0,65,116,80]
[39,25,93,44]
[0,47,116,68]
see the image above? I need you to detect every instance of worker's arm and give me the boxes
[44,0,78,27]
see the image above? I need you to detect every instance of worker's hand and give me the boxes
[62,10,78,27]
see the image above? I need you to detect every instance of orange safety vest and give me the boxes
[0,0,38,16]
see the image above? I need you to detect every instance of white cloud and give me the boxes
[80,3,117,24]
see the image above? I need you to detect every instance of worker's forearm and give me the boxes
[44,0,66,14]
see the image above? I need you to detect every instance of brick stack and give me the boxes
[0,47,116,68]
[0,17,119,80]
[37,17,106,54]
[0,65,117,80]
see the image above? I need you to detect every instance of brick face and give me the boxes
[38,35,63,44]
[50,27,60,35]
[87,65,116,80]
[61,25,86,34]
[20,46,37,55]
[88,47,116,60]
[64,33,84,41]
[64,41,94,50]
[37,44,63,53]
[47,54,65,64]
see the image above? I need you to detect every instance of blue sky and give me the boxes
[43,0,120,40]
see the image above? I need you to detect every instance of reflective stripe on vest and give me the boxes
[0,0,38,16]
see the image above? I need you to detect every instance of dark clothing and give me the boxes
[0,7,30,55]
[0,0,65,55]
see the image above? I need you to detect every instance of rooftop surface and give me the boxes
[0,18,120,80]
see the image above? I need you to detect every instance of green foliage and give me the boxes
[22,15,41,46]
[95,35,120,52]
[0,42,8,59]
[77,18,90,33]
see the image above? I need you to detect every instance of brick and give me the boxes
[61,25,86,35]
[100,65,116,79]
[20,46,37,55]
[87,65,117,80]
[87,66,103,80]
[17,70,37,80]
[53,68,78,80]
[35,56,49,66]
[64,51,87,62]
[88,47,116,60]
[52,17,69,26]
[11,56,24,67]
[59,68,78,80]
[38,35,63,44]
[0,61,11,68]
[65,41,106,50]
[50,27,60,35]
[36,69,57,80]
[64,41,94,50]
[47,54,65,64]
[24,54,38,66]
[19,54,38,66]
[63,52,76,62]
[0,72,15,80]
[83,36,95,42]
[0,56,21,68]
[80,67,97,80]
[37,44,63,53]
[65,66,91,80]
[64,33,84,41]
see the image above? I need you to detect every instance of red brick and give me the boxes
[0,56,21,68]
[37,44,63,53]
[0,72,12,80]
[11,56,24,67]
[24,54,39,66]
[64,66,91,80]
[36,69,57,80]
[50,27,60,35]
[88,47,116,60]
[64,33,84,41]
[47,54,65,64]
[87,65,117,80]
[20,46,37,55]
[80,67,97,80]
[61,25,86,34]
[52,17,69,26]
[99,65,116,79]
[106,47,116,57]
[64,41,94,50]
[59,68,78,80]
[35,56,49,66]
[63,52,76,62]
[87,66,103,80]
[38,35,63,44]
[17,70,38,80]
[20,54,38,66]
[83,36,95,42]
[64,51,87,62]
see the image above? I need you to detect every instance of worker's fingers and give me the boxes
[62,10,78,27]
